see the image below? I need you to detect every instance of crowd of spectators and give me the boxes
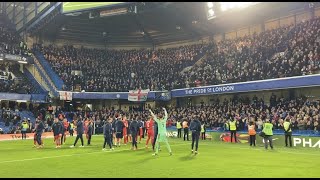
[168,95,320,133]
[32,94,319,135]
[34,43,210,92]
[0,15,37,94]
[182,17,320,87]
[0,102,49,134]
[2,93,319,134]
[0,64,38,94]
[0,15,27,56]
[34,17,320,92]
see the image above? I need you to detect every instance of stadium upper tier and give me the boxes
[34,17,320,93]
[0,15,46,94]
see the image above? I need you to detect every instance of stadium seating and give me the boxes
[182,17,320,87]
[33,17,320,92]
[0,109,36,134]
[33,43,209,92]
[0,15,45,94]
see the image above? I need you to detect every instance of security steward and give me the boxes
[284,118,292,147]
[229,119,237,143]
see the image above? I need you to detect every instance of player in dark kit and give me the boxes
[138,118,144,143]
[33,119,43,147]
[87,121,93,145]
[115,115,125,147]
[70,118,84,148]
[190,116,201,155]
[130,117,139,150]
[103,117,114,151]
[52,118,63,148]
[35,119,45,149]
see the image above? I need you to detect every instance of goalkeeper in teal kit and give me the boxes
[149,108,172,156]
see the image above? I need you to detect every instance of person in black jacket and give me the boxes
[70,118,84,148]
[103,118,114,151]
[87,121,93,145]
[190,116,201,155]
[130,117,139,150]
[115,115,125,147]
[35,119,45,149]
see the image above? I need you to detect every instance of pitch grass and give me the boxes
[0,135,319,178]
[62,2,125,13]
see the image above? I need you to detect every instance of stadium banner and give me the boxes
[128,89,150,102]
[166,130,320,148]
[0,131,76,141]
[0,132,53,141]
[59,91,73,100]
[30,94,48,103]
[0,93,31,101]
[171,74,320,97]
[154,91,171,101]
[72,91,158,100]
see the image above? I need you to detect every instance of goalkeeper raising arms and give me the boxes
[149,108,172,156]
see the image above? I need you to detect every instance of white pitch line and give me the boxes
[0,143,186,164]
[0,141,318,164]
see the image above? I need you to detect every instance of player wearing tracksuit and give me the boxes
[103,118,114,151]
[87,121,93,145]
[190,117,201,155]
[70,118,84,148]
[35,119,45,148]
[130,117,139,150]
[115,116,125,147]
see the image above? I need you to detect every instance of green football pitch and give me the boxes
[0,135,319,178]
[62,2,125,13]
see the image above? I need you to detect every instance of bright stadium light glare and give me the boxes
[207,2,214,8]
[220,4,228,11]
[208,9,215,16]
[219,2,259,12]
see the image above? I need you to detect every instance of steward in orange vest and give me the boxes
[248,121,256,146]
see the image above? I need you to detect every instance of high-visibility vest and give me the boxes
[263,123,273,135]
[248,125,256,135]
[284,122,292,132]
[201,124,205,133]
[22,123,28,130]
[70,123,74,130]
[229,121,236,131]
[176,122,182,129]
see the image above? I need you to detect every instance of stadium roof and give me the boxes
[31,2,308,46]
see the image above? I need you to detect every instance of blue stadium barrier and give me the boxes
[33,63,59,97]
[24,68,48,94]
[33,50,64,90]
